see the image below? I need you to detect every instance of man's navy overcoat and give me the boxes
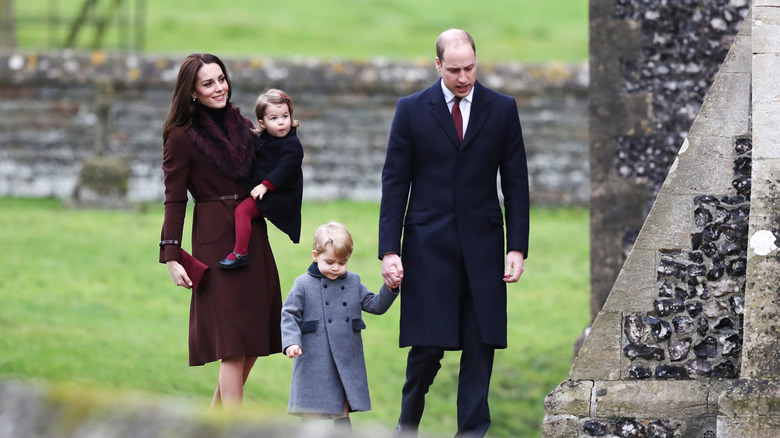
[379,79,529,349]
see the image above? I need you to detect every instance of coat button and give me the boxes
[324,284,328,289]
[328,319,332,323]
[345,317,350,322]
[342,302,347,306]
[341,286,345,290]
[325,301,330,305]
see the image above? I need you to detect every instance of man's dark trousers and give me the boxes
[396,278,496,437]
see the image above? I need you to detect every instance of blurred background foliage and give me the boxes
[11,0,587,62]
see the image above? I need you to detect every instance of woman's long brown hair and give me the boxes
[162,53,232,143]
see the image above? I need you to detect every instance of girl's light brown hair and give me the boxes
[313,222,354,260]
[253,88,301,134]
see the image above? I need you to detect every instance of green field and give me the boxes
[13,0,588,62]
[0,197,589,437]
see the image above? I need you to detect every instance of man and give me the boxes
[379,29,530,437]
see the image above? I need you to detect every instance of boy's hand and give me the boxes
[285,345,302,358]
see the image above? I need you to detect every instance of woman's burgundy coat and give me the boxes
[159,104,282,366]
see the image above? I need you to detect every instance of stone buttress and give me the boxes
[544,3,780,437]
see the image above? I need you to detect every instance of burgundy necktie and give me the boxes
[452,97,463,142]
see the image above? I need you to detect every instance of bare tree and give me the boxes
[0,0,15,48]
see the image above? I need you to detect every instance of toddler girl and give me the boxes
[219,89,304,268]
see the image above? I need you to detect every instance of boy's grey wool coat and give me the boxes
[281,262,398,415]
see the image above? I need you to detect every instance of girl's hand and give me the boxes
[286,345,302,358]
[166,260,192,289]
[250,184,268,200]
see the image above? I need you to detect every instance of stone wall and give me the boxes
[588,0,751,321]
[544,3,780,437]
[0,51,588,205]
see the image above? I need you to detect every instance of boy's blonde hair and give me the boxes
[253,88,301,134]
[313,222,354,260]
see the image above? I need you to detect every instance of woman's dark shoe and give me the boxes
[218,252,250,269]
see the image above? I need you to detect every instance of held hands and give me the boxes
[382,253,404,289]
[166,260,192,289]
[285,345,302,358]
[250,184,268,200]
[503,250,525,283]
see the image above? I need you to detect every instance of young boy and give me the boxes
[281,222,398,430]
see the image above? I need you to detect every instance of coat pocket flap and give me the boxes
[301,320,318,334]
[404,211,429,225]
[352,318,367,331]
[488,210,504,225]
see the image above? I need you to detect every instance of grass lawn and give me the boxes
[13,0,588,62]
[0,197,588,437]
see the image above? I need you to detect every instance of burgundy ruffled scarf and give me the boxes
[187,103,255,181]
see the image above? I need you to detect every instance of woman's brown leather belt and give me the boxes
[194,194,246,203]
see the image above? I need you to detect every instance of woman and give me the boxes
[159,53,282,408]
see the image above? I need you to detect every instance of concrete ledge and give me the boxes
[664,136,739,196]
[592,380,710,418]
[753,5,780,54]
[570,311,622,381]
[718,415,780,438]
[634,191,693,249]
[687,71,751,139]
[603,248,657,313]
[544,380,593,417]
[540,414,578,437]
[0,379,396,438]
[718,379,780,416]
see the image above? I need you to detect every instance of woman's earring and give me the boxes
[191,97,196,102]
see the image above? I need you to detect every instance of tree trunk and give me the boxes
[0,0,15,48]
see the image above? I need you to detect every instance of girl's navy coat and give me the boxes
[252,127,303,243]
[281,263,398,415]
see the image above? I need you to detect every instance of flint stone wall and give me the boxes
[544,2,780,437]
[589,0,751,320]
[0,51,588,205]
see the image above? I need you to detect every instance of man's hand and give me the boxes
[382,253,404,289]
[503,250,525,283]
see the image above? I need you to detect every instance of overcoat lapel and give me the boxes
[427,80,491,150]
[462,82,489,149]
[428,82,462,149]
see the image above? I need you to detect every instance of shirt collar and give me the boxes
[441,80,474,104]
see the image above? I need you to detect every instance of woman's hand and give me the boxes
[285,345,302,358]
[167,260,192,289]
